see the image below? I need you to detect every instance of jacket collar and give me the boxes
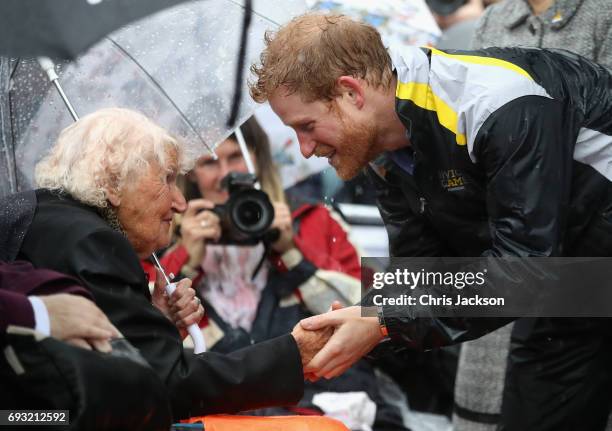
[505,0,585,30]
[389,46,431,87]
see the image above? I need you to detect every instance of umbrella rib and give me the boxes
[226,0,252,127]
[106,37,214,155]
[4,59,21,193]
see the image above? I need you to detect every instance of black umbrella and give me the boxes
[0,0,192,59]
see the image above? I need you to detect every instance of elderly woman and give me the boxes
[4,108,327,420]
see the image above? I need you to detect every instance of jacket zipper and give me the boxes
[419,197,427,214]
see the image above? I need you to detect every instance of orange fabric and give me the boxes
[184,415,350,431]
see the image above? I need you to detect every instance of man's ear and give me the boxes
[336,76,365,109]
[105,188,121,207]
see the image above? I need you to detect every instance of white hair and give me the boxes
[35,108,193,208]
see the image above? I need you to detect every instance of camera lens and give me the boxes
[230,190,274,236]
[238,200,263,226]
[215,172,275,244]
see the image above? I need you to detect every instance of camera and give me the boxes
[211,172,276,245]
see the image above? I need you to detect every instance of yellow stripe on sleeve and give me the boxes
[429,47,533,81]
[396,81,467,146]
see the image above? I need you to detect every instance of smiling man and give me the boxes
[249,13,612,431]
[268,87,385,180]
[254,17,405,180]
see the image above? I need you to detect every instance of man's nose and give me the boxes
[172,187,187,213]
[297,134,316,159]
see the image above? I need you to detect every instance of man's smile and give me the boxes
[314,146,335,159]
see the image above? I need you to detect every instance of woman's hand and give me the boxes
[180,198,221,268]
[270,202,295,254]
[151,269,205,338]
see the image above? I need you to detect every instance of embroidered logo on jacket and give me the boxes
[439,169,468,191]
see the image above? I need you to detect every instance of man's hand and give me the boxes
[291,322,333,368]
[300,306,384,380]
[40,294,121,352]
[152,269,205,338]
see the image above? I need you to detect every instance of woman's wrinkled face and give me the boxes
[191,139,254,205]
[114,149,187,258]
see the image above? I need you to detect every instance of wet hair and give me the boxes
[35,108,189,208]
[250,13,393,103]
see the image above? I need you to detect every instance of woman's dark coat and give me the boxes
[10,189,304,420]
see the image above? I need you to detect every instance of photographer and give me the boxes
[154,116,408,430]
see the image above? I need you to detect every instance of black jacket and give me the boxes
[15,189,304,420]
[366,46,612,430]
[367,46,612,349]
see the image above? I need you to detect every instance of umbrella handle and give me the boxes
[165,282,207,354]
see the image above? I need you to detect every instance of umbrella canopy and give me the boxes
[6,0,306,192]
[0,0,204,60]
[0,0,195,60]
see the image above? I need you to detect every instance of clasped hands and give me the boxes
[291,302,385,381]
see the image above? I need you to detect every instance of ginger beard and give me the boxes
[330,108,380,180]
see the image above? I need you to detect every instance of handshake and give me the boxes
[290,303,385,381]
